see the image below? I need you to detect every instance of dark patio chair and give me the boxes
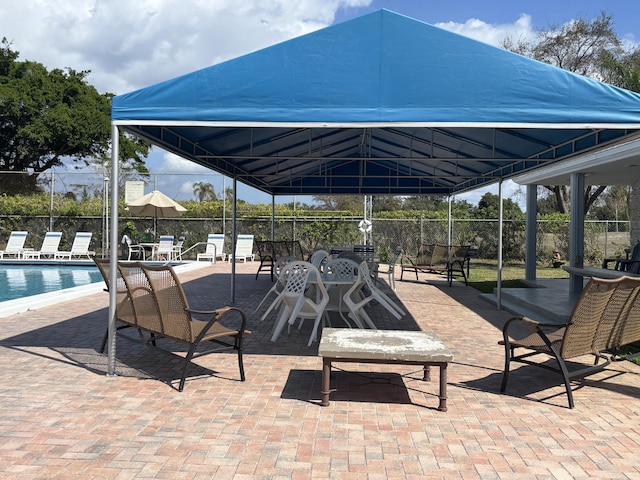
[602,240,640,274]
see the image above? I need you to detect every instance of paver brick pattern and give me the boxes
[0,261,639,479]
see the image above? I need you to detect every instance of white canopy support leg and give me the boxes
[107,124,120,376]
[230,177,237,302]
[496,179,503,310]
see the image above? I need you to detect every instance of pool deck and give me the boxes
[0,260,639,479]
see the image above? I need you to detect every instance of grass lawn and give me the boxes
[466,261,569,293]
[462,261,640,363]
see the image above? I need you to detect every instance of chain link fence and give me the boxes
[0,170,634,265]
[0,212,632,267]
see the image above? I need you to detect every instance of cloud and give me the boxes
[1,2,538,206]
[158,152,210,174]
[1,0,373,94]
[436,14,536,47]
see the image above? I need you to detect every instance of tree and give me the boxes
[503,12,623,213]
[312,195,363,213]
[0,39,149,194]
[193,181,217,202]
[402,195,447,211]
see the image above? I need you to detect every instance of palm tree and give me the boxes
[193,181,216,202]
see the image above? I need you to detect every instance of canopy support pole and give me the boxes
[231,177,237,302]
[447,196,452,245]
[496,179,503,310]
[271,196,275,242]
[107,125,120,376]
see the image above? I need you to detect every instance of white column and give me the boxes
[525,184,537,282]
[569,173,585,295]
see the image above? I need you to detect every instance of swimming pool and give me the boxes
[0,264,103,302]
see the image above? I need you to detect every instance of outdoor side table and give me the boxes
[318,328,453,411]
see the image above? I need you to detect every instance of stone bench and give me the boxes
[562,265,640,279]
[318,328,453,411]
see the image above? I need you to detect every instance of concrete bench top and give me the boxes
[318,328,453,363]
[563,266,640,279]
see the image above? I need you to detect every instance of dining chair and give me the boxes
[375,247,403,291]
[309,249,329,270]
[154,235,174,261]
[269,261,329,346]
[121,235,145,260]
[343,261,405,329]
[322,258,363,328]
[255,257,296,319]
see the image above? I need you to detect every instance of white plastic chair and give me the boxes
[229,234,255,262]
[270,261,329,346]
[0,231,28,258]
[197,234,226,262]
[154,235,174,261]
[343,261,405,329]
[322,258,363,328]
[22,232,62,259]
[255,257,296,318]
[375,247,403,291]
[121,235,145,260]
[309,249,329,270]
[55,232,95,259]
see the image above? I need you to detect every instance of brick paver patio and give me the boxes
[0,260,638,479]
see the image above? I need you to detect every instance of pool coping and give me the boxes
[0,260,211,318]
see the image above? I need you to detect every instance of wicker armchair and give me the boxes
[401,243,469,286]
[96,259,249,391]
[500,276,640,408]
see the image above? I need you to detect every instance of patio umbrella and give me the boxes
[126,190,187,236]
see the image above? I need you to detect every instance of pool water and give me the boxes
[0,265,103,302]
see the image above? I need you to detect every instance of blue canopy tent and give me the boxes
[106,9,640,373]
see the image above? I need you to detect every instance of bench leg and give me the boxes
[321,358,332,406]
[438,363,448,412]
[423,365,430,381]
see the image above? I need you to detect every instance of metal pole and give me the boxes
[103,176,110,257]
[497,179,504,310]
[107,125,120,376]
[222,177,226,237]
[447,196,452,245]
[363,195,367,245]
[271,196,275,242]
[231,177,237,302]
[292,196,297,241]
[49,171,55,232]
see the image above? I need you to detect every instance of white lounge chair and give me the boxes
[55,232,95,259]
[197,234,226,262]
[0,231,28,259]
[228,234,255,263]
[22,232,63,259]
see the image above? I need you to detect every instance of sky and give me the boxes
[2,0,639,207]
